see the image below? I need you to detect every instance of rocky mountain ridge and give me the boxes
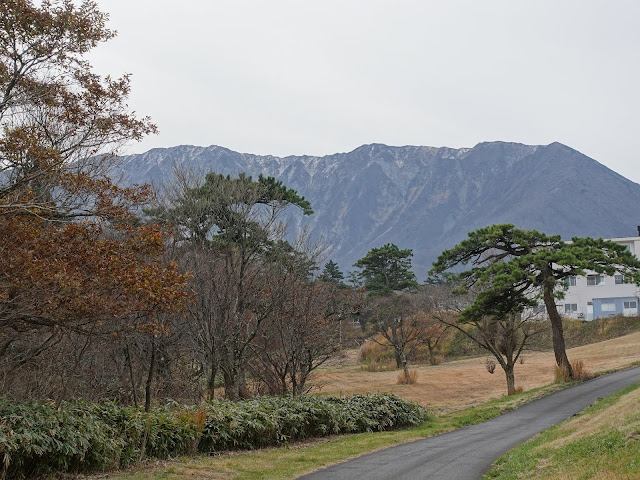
[114,141,640,278]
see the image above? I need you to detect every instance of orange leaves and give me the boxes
[0,2,187,399]
[1,1,157,220]
[0,213,189,334]
[5,164,156,221]
[0,126,61,166]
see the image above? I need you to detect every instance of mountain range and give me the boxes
[114,141,640,278]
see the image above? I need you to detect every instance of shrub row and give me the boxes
[0,393,429,479]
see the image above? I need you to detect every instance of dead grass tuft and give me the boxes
[555,359,593,383]
[554,363,571,383]
[485,358,497,374]
[508,386,524,396]
[397,370,418,385]
[431,355,444,365]
[571,359,592,380]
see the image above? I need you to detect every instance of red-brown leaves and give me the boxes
[1,0,156,218]
[0,0,186,352]
[0,215,189,333]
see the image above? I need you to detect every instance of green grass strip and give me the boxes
[484,382,640,479]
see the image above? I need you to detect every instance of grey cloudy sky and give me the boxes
[89,0,640,183]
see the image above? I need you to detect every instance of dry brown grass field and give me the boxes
[312,331,640,414]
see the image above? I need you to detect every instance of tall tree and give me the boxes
[353,244,418,295]
[153,172,311,246]
[251,274,341,396]
[0,0,156,218]
[430,224,640,378]
[0,1,189,399]
[153,171,313,400]
[354,244,418,368]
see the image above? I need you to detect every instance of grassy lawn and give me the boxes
[98,383,567,480]
[484,382,640,479]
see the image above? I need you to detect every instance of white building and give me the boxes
[531,235,640,321]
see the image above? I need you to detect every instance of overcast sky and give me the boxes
[89,0,640,183]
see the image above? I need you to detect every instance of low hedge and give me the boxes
[0,393,429,479]
[0,399,121,478]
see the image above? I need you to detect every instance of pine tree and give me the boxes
[430,224,640,378]
[353,244,418,295]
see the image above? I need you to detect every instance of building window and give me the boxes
[532,305,545,314]
[564,304,577,313]
[587,274,604,286]
[564,276,577,286]
[601,303,616,312]
[615,274,624,284]
[624,301,637,309]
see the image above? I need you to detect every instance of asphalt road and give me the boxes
[297,365,640,480]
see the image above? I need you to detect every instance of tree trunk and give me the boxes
[358,318,366,332]
[125,342,139,408]
[402,355,410,380]
[543,285,574,378]
[207,353,217,400]
[427,340,437,366]
[222,368,240,401]
[222,359,249,400]
[144,336,156,412]
[504,362,516,395]
[238,367,249,398]
[294,349,313,397]
[391,326,402,368]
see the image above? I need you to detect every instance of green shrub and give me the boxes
[0,393,428,478]
[199,393,429,452]
[1,400,204,478]
[91,402,203,465]
[0,398,122,479]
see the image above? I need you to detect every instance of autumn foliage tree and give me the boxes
[0,0,156,217]
[0,0,189,400]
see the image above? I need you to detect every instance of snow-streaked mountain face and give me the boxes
[114,141,640,279]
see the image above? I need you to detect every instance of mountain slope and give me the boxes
[114,141,640,278]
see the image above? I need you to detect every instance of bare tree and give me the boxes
[429,284,542,395]
[252,276,341,396]
[368,293,433,379]
[150,171,313,400]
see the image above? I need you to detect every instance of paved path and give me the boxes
[297,365,640,480]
